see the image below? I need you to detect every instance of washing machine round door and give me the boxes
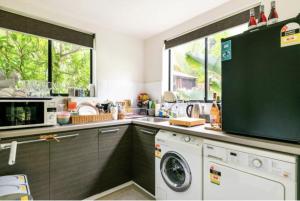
[160,151,192,192]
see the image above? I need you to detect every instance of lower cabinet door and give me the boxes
[0,136,50,200]
[98,125,132,192]
[49,129,99,200]
[132,125,157,195]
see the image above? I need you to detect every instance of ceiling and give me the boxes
[0,0,230,39]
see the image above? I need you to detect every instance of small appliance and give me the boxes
[0,98,57,130]
[186,103,201,118]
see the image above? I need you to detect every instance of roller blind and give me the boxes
[165,6,259,49]
[0,9,94,48]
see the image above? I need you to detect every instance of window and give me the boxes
[170,38,205,100]
[52,41,91,94]
[169,24,247,101]
[0,28,92,95]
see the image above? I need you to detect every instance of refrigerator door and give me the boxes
[222,16,300,142]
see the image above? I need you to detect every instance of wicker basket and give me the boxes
[71,113,113,125]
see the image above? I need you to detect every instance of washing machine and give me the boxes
[203,139,298,200]
[155,130,203,200]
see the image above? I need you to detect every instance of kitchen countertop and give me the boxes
[0,119,300,155]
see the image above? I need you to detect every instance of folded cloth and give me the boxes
[0,175,28,185]
[0,193,33,201]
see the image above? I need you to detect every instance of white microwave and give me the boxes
[0,98,57,130]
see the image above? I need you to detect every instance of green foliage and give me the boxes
[52,41,90,93]
[185,53,205,83]
[0,28,91,94]
[0,29,48,80]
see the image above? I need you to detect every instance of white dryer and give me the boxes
[203,139,298,200]
[155,130,203,200]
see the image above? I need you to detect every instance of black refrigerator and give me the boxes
[222,14,300,143]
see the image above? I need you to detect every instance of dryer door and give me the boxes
[160,151,192,192]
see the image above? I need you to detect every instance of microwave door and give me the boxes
[0,102,45,129]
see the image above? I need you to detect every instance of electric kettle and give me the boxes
[186,104,201,118]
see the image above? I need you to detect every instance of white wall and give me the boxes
[144,0,300,100]
[95,30,144,103]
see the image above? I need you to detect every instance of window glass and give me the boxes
[52,41,91,94]
[0,28,48,80]
[207,24,248,99]
[170,38,205,101]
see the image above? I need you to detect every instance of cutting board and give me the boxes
[169,117,206,127]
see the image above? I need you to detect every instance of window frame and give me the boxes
[47,40,93,96]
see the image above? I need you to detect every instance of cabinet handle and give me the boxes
[55,134,79,140]
[140,129,155,135]
[100,129,120,134]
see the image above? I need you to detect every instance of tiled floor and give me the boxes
[97,184,154,200]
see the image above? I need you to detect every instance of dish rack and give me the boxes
[71,113,113,125]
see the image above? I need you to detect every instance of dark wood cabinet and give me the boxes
[49,129,100,200]
[0,123,158,200]
[132,125,158,195]
[0,135,50,200]
[97,125,132,192]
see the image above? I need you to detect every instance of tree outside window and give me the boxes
[52,41,91,94]
[0,29,48,80]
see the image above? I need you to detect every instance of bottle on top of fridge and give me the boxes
[258,5,267,27]
[248,8,257,30]
[268,1,279,25]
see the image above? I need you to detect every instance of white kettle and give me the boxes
[186,104,201,118]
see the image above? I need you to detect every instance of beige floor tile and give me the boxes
[98,185,154,200]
